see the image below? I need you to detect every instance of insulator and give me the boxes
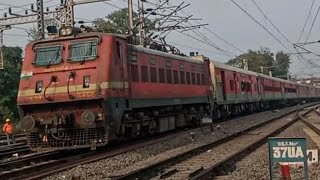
[31,4,34,10]
[25,10,28,15]
[46,7,49,11]
[3,13,7,18]
[8,7,12,14]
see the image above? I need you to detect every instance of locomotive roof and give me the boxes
[131,45,204,64]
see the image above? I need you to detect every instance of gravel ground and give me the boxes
[228,111,320,180]
[42,103,316,180]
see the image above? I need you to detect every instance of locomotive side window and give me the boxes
[196,74,201,85]
[191,73,196,85]
[166,69,172,84]
[186,72,191,84]
[141,66,149,82]
[131,64,139,82]
[68,40,97,61]
[150,67,157,82]
[34,46,62,66]
[159,68,165,83]
[173,70,179,84]
[201,74,205,85]
[180,71,185,84]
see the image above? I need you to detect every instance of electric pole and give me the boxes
[138,0,146,45]
[128,0,134,35]
[37,0,45,39]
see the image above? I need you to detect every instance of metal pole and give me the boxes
[128,0,134,35]
[0,29,4,69]
[37,0,45,39]
[65,0,75,27]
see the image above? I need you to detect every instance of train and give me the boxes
[17,26,320,151]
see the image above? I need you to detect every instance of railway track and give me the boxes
[0,127,200,180]
[112,105,318,180]
[0,134,29,159]
[0,103,317,180]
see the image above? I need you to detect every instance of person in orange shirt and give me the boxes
[3,119,16,145]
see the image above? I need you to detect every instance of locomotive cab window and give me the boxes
[34,45,63,66]
[68,40,98,62]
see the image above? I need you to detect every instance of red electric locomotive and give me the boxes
[18,27,213,151]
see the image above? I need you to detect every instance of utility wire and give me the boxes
[229,0,293,53]
[297,0,316,43]
[249,0,314,68]
[251,0,292,45]
[304,4,320,43]
[178,31,235,58]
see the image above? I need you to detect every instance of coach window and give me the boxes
[191,73,196,85]
[241,82,245,91]
[166,69,172,84]
[186,72,191,84]
[196,74,201,85]
[180,71,185,84]
[116,41,121,58]
[141,66,149,82]
[173,70,179,84]
[159,68,165,83]
[131,64,139,82]
[150,67,157,82]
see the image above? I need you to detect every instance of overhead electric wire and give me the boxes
[304,4,320,43]
[103,1,122,10]
[166,40,232,56]
[178,31,234,58]
[249,0,314,68]
[251,0,292,45]
[229,0,293,53]
[297,0,316,43]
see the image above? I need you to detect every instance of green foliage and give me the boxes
[0,47,23,122]
[93,8,155,35]
[226,48,291,79]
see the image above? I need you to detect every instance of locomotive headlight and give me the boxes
[35,80,43,93]
[81,111,95,126]
[59,26,73,37]
[83,76,90,88]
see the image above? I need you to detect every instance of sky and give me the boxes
[1,0,320,78]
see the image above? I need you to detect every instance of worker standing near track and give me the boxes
[2,119,16,145]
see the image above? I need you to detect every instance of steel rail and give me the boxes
[189,107,316,180]
[113,104,318,180]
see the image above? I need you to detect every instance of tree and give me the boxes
[273,51,291,79]
[226,48,291,79]
[0,47,23,122]
[226,48,274,73]
[93,8,155,35]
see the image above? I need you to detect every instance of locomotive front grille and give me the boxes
[27,127,107,151]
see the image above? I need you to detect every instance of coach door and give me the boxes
[249,76,253,101]
[234,72,237,101]
[221,71,227,101]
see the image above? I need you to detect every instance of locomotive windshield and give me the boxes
[68,40,98,62]
[34,46,62,66]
